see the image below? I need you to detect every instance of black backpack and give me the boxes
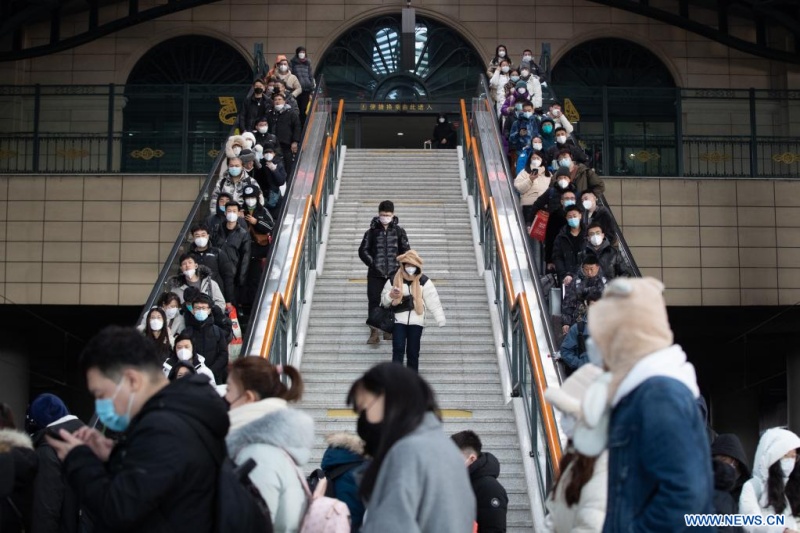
[175,414,273,533]
[306,461,363,498]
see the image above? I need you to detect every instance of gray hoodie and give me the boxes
[361,412,476,533]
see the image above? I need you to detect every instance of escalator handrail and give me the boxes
[254,100,344,359]
[462,101,562,479]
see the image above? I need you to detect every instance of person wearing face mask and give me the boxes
[510,100,539,170]
[380,250,445,372]
[224,134,248,162]
[251,145,288,217]
[489,58,511,117]
[169,253,226,312]
[579,191,614,243]
[538,117,557,154]
[290,46,315,124]
[739,428,800,533]
[553,205,586,286]
[267,93,301,177]
[273,79,300,116]
[225,357,312,533]
[500,80,530,118]
[268,55,302,97]
[46,326,229,533]
[554,149,604,196]
[451,430,508,533]
[515,150,552,227]
[546,103,574,133]
[546,126,588,168]
[181,295,230,384]
[519,49,542,77]
[359,200,411,344]
[711,433,751,533]
[347,363,475,533]
[209,156,262,215]
[239,186,275,315]
[237,79,274,134]
[486,44,508,77]
[559,289,603,371]
[530,171,578,267]
[502,67,520,103]
[189,223,236,305]
[431,113,457,149]
[162,333,216,383]
[580,223,631,280]
[214,202,251,306]
[517,62,543,110]
[317,432,368,532]
[542,364,608,532]
[561,256,607,335]
[167,361,196,381]
[142,307,173,360]
[252,117,281,154]
[206,192,247,241]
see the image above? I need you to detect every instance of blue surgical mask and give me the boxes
[228,166,242,177]
[559,158,572,168]
[218,205,226,213]
[95,380,134,432]
[542,124,553,134]
[567,217,580,228]
[194,309,209,322]
[564,199,576,207]
[510,76,520,82]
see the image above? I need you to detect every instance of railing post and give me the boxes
[749,88,758,177]
[107,83,115,172]
[675,87,684,177]
[32,84,41,172]
[601,86,610,176]
[181,84,190,173]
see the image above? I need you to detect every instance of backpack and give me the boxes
[306,461,362,499]
[175,414,273,533]
[284,452,351,533]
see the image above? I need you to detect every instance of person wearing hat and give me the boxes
[250,145,287,217]
[584,277,714,531]
[26,394,87,533]
[710,433,751,531]
[240,185,275,313]
[554,148,604,197]
[380,250,445,372]
[543,364,608,532]
[561,255,607,334]
[269,55,302,99]
[501,80,532,119]
[290,46,315,123]
[537,116,557,153]
[546,126,588,169]
[209,156,262,215]
[237,78,273,134]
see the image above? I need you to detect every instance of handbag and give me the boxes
[530,210,549,242]
[249,225,272,246]
[392,294,414,314]
[367,305,395,333]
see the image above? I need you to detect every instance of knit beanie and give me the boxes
[588,277,674,403]
[28,393,69,429]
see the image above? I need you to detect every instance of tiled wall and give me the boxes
[604,178,800,306]
[1,0,797,91]
[0,174,203,305]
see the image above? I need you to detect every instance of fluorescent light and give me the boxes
[397,132,404,136]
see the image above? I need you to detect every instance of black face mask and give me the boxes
[254,88,264,95]
[357,411,383,457]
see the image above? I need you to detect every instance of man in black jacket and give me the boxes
[251,146,288,218]
[267,92,301,177]
[580,222,632,280]
[27,393,86,533]
[182,295,230,383]
[358,200,410,344]
[190,223,236,304]
[452,430,508,533]
[215,202,251,305]
[237,78,273,134]
[47,326,229,533]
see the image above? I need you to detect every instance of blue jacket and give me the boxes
[509,115,537,151]
[560,322,589,371]
[321,445,366,531]
[603,377,715,532]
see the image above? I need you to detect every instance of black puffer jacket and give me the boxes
[63,376,229,533]
[531,184,576,263]
[183,315,229,384]
[267,107,301,146]
[552,225,586,281]
[190,244,236,305]
[290,56,315,92]
[561,269,607,327]
[31,417,86,533]
[468,452,508,533]
[215,224,251,286]
[358,216,410,278]
[0,430,38,533]
[237,93,273,133]
[579,239,631,280]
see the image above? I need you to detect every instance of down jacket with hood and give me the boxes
[181,312,229,384]
[227,399,314,533]
[739,428,800,533]
[712,433,752,505]
[358,216,411,279]
[169,265,226,312]
[63,375,229,533]
[544,451,608,533]
[320,432,367,532]
[468,452,509,533]
[381,274,445,328]
[0,429,37,533]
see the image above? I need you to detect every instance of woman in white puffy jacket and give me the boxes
[381,250,445,373]
[489,58,511,117]
[739,427,800,533]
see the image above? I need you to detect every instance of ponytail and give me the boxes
[228,357,303,402]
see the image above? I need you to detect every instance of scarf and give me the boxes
[392,250,424,315]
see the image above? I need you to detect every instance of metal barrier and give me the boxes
[460,97,563,500]
[242,99,344,366]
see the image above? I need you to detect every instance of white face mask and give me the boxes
[379,215,393,225]
[782,458,796,477]
[183,268,196,278]
[245,198,257,207]
[165,307,179,320]
[274,104,285,112]
[523,55,532,62]
[582,199,594,210]
[177,348,193,362]
[298,52,306,59]
[194,236,208,248]
[438,118,445,123]
[149,319,163,331]
[532,142,542,151]
[405,266,417,275]
[556,135,567,144]
[265,153,275,161]
[257,126,268,134]
[498,51,506,58]
[558,179,570,189]
[279,64,288,73]
[531,159,541,169]
[521,69,530,77]
[500,66,510,74]
[232,146,241,156]
[226,212,239,223]
[590,234,604,247]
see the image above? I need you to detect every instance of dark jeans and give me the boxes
[280,143,295,179]
[392,323,423,372]
[367,275,389,324]
[297,92,311,125]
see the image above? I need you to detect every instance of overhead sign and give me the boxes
[357,102,436,112]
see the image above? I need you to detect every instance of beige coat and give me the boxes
[514,167,551,206]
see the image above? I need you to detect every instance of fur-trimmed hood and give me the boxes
[325,432,365,456]
[169,264,213,288]
[0,428,34,453]
[226,404,314,466]
[225,135,248,159]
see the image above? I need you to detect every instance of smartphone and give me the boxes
[46,427,65,441]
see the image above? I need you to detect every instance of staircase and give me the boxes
[298,149,533,531]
